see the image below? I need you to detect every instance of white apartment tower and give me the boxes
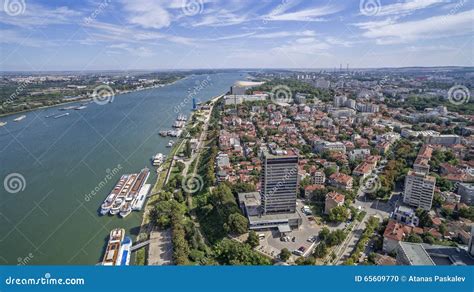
[403,170,436,211]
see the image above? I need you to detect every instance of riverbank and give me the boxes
[0,77,186,118]
[134,93,225,265]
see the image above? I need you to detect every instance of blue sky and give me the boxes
[0,0,473,71]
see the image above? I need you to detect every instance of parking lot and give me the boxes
[253,200,324,261]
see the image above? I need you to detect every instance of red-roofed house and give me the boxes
[324,191,345,214]
[383,220,412,252]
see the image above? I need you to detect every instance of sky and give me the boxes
[0,0,473,71]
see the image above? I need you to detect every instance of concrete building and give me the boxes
[397,241,474,266]
[391,206,419,227]
[396,242,435,265]
[324,192,345,214]
[260,150,299,214]
[403,170,436,211]
[425,134,461,146]
[238,192,302,230]
[312,171,326,185]
[458,183,474,205]
[334,95,347,107]
[313,141,346,154]
[223,94,267,105]
[230,81,264,95]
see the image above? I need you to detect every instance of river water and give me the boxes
[0,72,242,265]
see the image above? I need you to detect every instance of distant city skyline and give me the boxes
[1,0,473,71]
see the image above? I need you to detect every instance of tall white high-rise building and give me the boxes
[403,170,436,211]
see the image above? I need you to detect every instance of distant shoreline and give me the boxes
[0,77,186,119]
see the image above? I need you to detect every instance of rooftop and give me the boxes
[398,242,435,265]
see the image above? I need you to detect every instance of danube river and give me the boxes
[0,72,243,265]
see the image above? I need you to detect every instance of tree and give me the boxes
[246,230,259,248]
[313,242,328,258]
[328,205,350,222]
[416,208,432,227]
[279,248,291,262]
[213,238,271,265]
[406,233,423,243]
[176,161,185,173]
[184,140,192,158]
[318,227,330,241]
[228,213,248,235]
[295,256,315,265]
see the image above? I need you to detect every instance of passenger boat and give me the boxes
[119,202,132,218]
[101,228,125,266]
[100,175,128,215]
[109,200,123,215]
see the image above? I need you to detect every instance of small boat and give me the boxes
[13,115,26,122]
[117,236,132,266]
[75,106,87,110]
[60,106,76,111]
[0,121,7,127]
[102,228,125,266]
[167,140,174,148]
[54,113,70,119]
[45,114,56,118]
[152,153,164,166]
[159,130,168,137]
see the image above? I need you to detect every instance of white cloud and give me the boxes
[121,0,172,29]
[252,30,316,39]
[355,9,474,44]
[263,5,342,22]
[374,0,447,17]
[0,3,81,27]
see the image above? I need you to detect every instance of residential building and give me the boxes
[391,206,419,227]
[383,220,411,253]
[458,183,474,205]
[313,141,346,154]
[312,170,326,185]
[324,192,345,214]
[328,172,353,190]
[403,170,436,211]
[425,134,461,146]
